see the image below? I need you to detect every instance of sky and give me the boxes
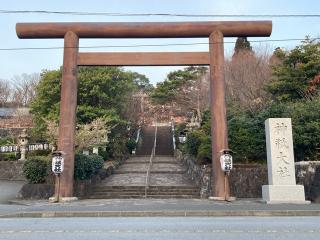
[0,0,320,85]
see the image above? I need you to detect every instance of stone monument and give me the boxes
[262,118,309,204]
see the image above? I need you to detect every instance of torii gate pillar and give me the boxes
[209,31,230,200]
[55,31,79,200]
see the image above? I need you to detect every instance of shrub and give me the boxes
[27,150,51,158]
[23,156,49,184]
[283,98,320,161]
[0,152,20,161]
[228,111,266,163]
[97,147,109,161]
[108,136,128,159]
[185,129,212,163]
[0,137,14,145]
[74,153,104,180]
[196,142,212,164]
[126,139,136,154]
[185,132,202,157]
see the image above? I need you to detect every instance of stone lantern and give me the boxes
[18,129,29,161]
[186,113,201,132]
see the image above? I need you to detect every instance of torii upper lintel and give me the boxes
[16,21,272,39]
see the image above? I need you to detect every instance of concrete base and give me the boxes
[49,196,78,203]
[209,196,236,202]
[262,185,310,204]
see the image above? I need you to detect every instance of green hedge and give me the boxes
[0,152,20,161]
[22,153,104,183]
[23,156,50,184]
[74,154,104,180]
[27,150,51,158]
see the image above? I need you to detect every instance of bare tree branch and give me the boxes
[11,73,40,107]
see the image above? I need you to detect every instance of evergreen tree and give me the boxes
[266,38,320,101]
[30,67,150,139]
[233,37,253,56]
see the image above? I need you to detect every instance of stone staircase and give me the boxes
[135,126,155,156]
[90,126,199,199]
[155,126,174,156]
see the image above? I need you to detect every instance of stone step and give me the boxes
[147,190,199,193]
[93,185,197,189]
[124,160,180,164]
[93,187,145,190]
[115,163,186,170]
[89,194,199,199]
[146,192,199,196]
[92,185,198,190]
[89,195,145,199]
[92,190,199,195]
[115,170,186,174]
[92,189,199,194]
[125,156,177,161]
[147,195,199,199]
[114,171,146,174]
[92,191,145,195]
[148,187,198,190]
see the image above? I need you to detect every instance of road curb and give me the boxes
[1,210,320,218]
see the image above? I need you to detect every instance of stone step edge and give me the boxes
[123,161,180,164]
[114,171,186,174]
[89,196,200,199]
[92,189,200,192]
[91,192,200,195]
[93,186,198,189]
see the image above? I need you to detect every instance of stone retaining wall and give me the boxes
[175,151,211,198]
[296,161,320,202]
[177,150,320,202]
[0,161,26,181]
[0,116,33,129]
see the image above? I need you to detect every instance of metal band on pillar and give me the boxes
[209,31,230,200]
[55,31,79,201]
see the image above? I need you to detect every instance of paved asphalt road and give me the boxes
[0,217,319,240]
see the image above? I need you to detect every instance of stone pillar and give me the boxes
[262,118,309,204]
[209,31,230,200]
[55,31,79,201]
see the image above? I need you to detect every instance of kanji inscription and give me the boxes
[265,118,296,185]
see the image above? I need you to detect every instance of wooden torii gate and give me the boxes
[16,21,272,201]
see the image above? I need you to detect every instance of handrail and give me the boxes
[135,127,141,144]
[132,126,141,154]
[171,121,176,151]
[145,123,157,198]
